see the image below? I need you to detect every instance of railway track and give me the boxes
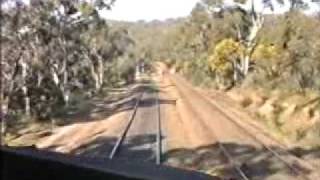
[202,94,319,180]
[210,130,251,180]
[109,90,163,165]
[171,74,318,180]
[208,94,320,168]
[200,93,314,180]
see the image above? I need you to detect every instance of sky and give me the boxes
[220,0,320,15]
[2,0,199,21]
[100,0,320,21]
[3,0,319,21]
[99,0,199,22]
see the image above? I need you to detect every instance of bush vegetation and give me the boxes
[2,0,320,145]
[121,0,320,144]
[0,0,138,136]
[129,0,320,93]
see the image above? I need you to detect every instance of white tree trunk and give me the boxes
[0,62,18,141]
[90,64,101,91]
[37,71,43,87]
[61,60,69,106]
[22,86,30,117]
[20,60,31,118]
[1,100,8,145]
[97,58,104,89]
[233,61,238,83]
[60,87,70,106]
[51,60,70,106]
[90,57,104,91]
[240,0,264,77]
[49,65,58,128]
[242,54,250,76]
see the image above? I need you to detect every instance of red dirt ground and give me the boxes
[33,63,319,179]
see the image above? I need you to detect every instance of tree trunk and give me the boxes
[20,60,31,118]
[51,59,70,106]
[1,99,9,145]
[97,56,104,89]
[240,0,264,77]
[232,61,238,83]
[0,61,19,142]
[89,55,104,92]
[22,86,30,117]
[37,71,43,87]
[61,59,69,106]
[90,63,101,91]
[242,54,250,76]
[60,85,70,106]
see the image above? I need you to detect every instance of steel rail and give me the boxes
[212,132,250,180]
[196,89,313,180]
[217,99,288,148]
[210,98,319,169]
[156,92,162,165]
[171,76,250,180]
[109,92,144,159]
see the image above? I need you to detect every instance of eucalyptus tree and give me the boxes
[0,0,137,139]
[197,0,315,84]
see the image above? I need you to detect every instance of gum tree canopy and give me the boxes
[200,0,312,83]
[0,0,136,136]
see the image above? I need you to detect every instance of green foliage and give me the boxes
[252,44,279,61]
[208,38,244,75]
[124,0,320,93]
[1,0,136,122]
[79,2,96,17]
[244,12,320,91]
[187,54,215,87]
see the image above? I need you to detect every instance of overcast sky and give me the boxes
[100,0,199,21]
[99,0,320,21]
[3,0,319,21]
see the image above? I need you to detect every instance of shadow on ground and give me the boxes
[72,134,158,163]
[5,81,174,147]
[7,80,319,179]
[163,144,319,179]
[54,80,167,125]
[65,134,320,179]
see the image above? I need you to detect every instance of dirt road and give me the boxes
[36,82,163,163]
[34,68,319,179]
[162,72,319,180]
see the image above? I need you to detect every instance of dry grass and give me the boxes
[5,121,53,147]
[227,87,320,147]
